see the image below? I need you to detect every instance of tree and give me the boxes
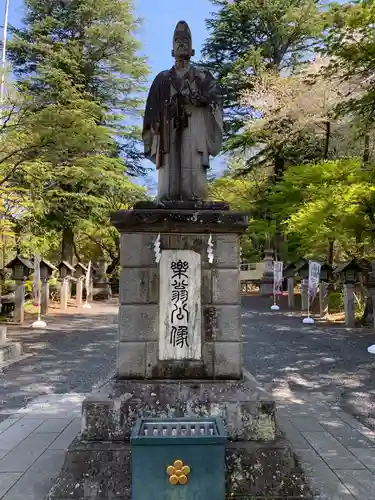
[202,0,323,138]
[7,0,149,263]
[236,56,367,177]
[323,0,375,125]
[267,158,375,262]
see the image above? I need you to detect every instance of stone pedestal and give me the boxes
[344,283,355,327]
[260,248,274,296]
[41,279,49,316]
[301,279,309,311]
[14,279,25,323]
[60,278,69,310]
[287,277,294,309]
[76,278,83,307]
[92,258,111,300]
[47,202,310,500]
[48,374,308,500]
[319,281,328,318]
[115,202,245,380]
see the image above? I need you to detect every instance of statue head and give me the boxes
[172,21,195,60]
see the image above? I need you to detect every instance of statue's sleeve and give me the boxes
[201,71,223,157]
[142,71,171,163]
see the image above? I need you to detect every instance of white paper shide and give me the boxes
[159,250,201,360]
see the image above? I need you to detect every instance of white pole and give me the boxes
[82,261,92,309]
[303,280,314,324]
[0,0,10,108]
[32,254,46,328]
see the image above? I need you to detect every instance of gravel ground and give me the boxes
[0,302,117,415]
[242,295,375,430]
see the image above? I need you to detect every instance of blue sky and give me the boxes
[5,0,217,75]
[3,0,224,188]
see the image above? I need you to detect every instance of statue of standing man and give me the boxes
[142,21,223,202]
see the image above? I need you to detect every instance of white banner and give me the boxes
[85,261,91,297]
[273,261,284,295]
[308,260,321,298]
[33,254,41,308]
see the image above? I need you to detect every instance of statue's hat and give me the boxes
[173,20,192,42]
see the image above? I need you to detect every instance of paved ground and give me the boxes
[242,295,375,430]
[277,399,375,500]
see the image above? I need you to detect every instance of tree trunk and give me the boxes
[328,240,334,266]
[274,153,285,183]
[363,134,370,166]
[106,257,119,277]
[324,121,331,159]
[61,227,74,264]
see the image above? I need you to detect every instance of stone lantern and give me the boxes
[92,257,111,300]
[5,255,33,323]
[334,260,362,327]
[74,263,88,307]
[40,259,57,315]
[58,261,75,310]
[334,260,361,284]
[284,263,296,309]
[259,248,274,296]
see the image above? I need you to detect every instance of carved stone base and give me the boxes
[80,373,277,442]
[92,281,112,301]
[47,374,312,500]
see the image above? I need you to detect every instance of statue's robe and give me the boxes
[142,65,223,201]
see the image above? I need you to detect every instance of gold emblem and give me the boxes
[167,459,191,485]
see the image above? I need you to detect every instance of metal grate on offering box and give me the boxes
[139,420,218,437]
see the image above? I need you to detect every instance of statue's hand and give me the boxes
[189,91,207,107]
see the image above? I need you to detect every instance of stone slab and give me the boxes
[133,200,230,211]
[348,447,375,472]
[0,418,45,451]
[117,342,146,379]
[295,448,356,500]
[335,469,375,500]
[319,416,374,448]
[302,431,367,470]
[36,419,73,434]
[48,419,81,451]
[278,418,311,450]
[118,305,158,342]
[212,269,241,305]
[159,250,201,361]
[3,449,65,500]
[289,417,325,432]
[120,233,156,268]
[335,410,375,444]
[214,341,242,379]
[0,419,22,436]
[81,375,276,442]
[204,305,241,342]
[0,473,22,498]
[111,208,249,234]
[0,432,59,473]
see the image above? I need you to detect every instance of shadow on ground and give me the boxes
[242,295,375,430]
[0,302,118,415]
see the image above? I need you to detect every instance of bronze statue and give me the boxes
[142,21,223,202]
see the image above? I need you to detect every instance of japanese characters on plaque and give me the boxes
[159,250,201,361]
